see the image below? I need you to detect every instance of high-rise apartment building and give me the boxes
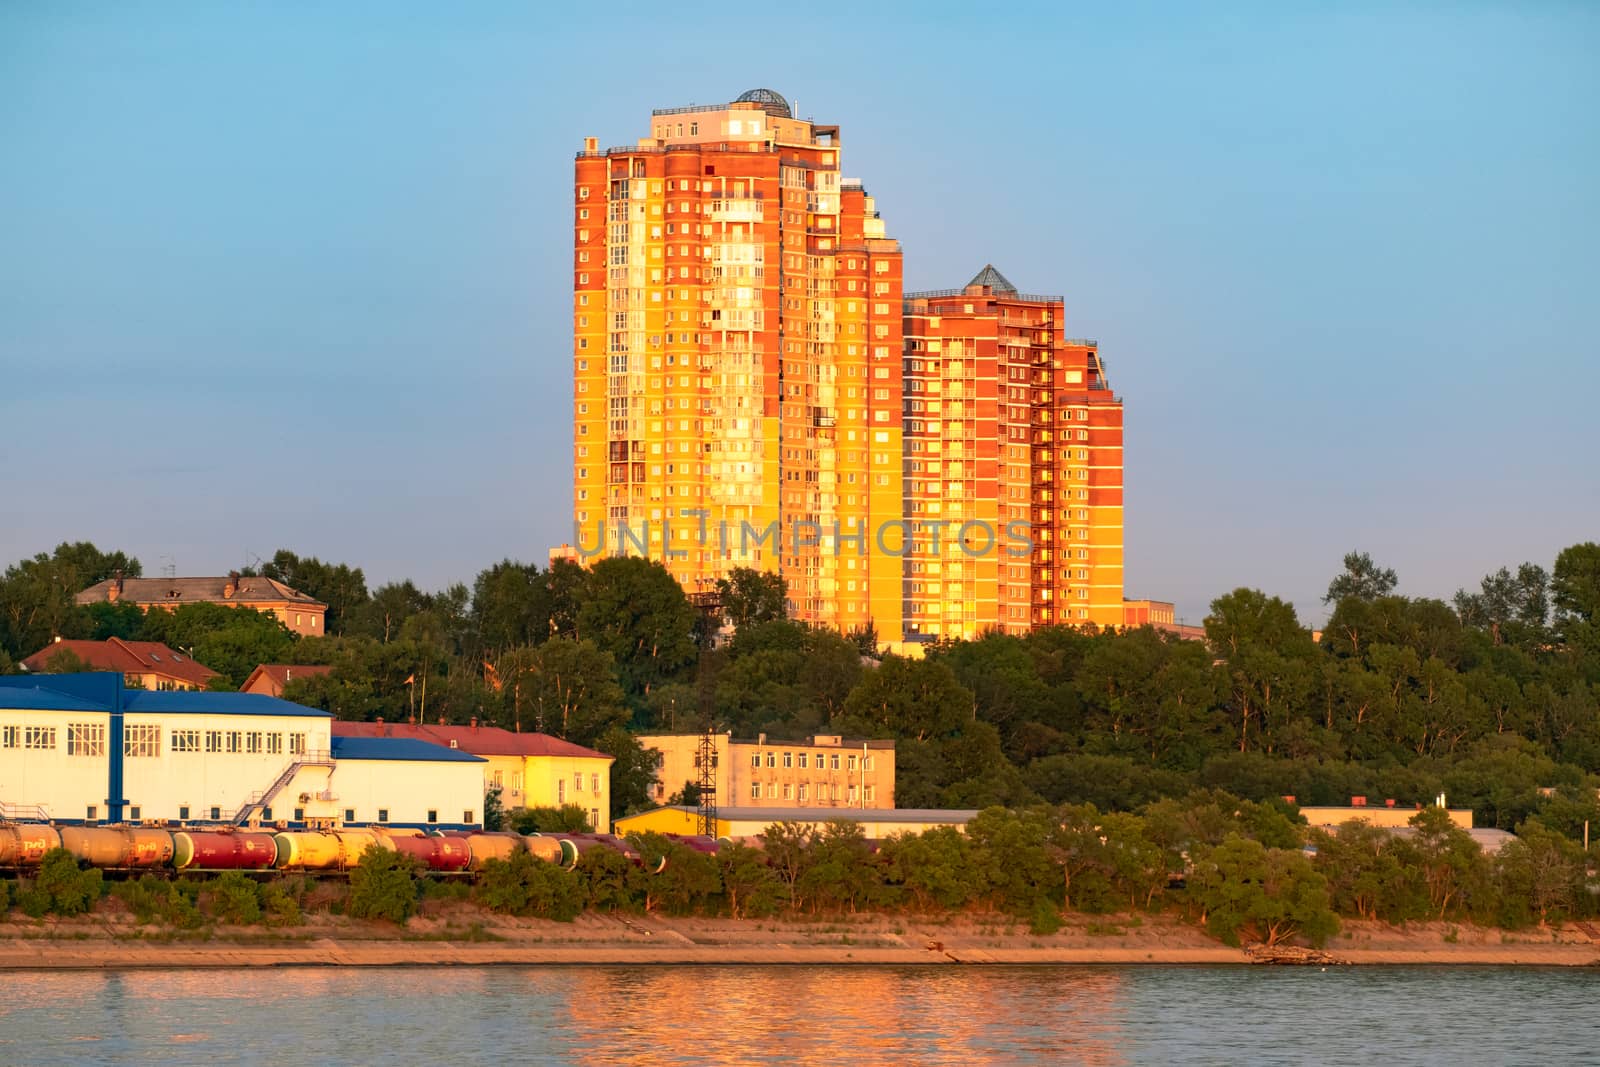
[902,267,1124,638]
[574,89,904,637]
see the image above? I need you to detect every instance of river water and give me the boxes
[3,965,1597,1065]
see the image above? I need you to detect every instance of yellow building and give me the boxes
[616,805,974,840]
[638,732,894,811]
[333,720,615,832]
[574,87,904,636]
[1300,801,1473,830]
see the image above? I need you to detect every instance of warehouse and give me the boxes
[0,673,484,829]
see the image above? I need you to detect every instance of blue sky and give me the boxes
[2,1,1595,625]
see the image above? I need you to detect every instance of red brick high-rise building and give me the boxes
[902,267,1124,638]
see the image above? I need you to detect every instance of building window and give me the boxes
[590,773,600,793]
[205,730,222,753]
[178,805,190,820]
[766,753,776,768]
[344,808,355,822]
[464,810,475,825]
[24,726,56,750]
[294,808,305,821]
[86,805,98,821]
[574,771,583,791]
[797,753,808,769]
[129,806,141,821]
[847,754,857,771]
[378,809,389,823]
[172,729,200,753]
[67,723,105,756]
[267,733,282,755]
[782,783,793,800]
[290,733,306,755]
[750,752,761,768]
[864,786,875,803]
[0,725,16,748]
[427,810,438,824]
[750,783,761,799]
[263,807,273,821]
[830,754,841,771]
[225,731,241,754]
[246,731,263,754]
[210,807,221,820]
[797,784,808,802]
[590,808,600,829]
[782,752,793,768]
[862,756,874,771]
[765,782,777,799]
[557,781,566,804]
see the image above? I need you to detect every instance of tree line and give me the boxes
[2,542,1598,836]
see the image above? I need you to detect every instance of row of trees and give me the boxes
[3,541,1598,831]
[10,793,1591,945]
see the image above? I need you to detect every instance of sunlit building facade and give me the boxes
[902,267,1125,637]
[574,88,904,637]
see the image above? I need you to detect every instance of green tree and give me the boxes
[1552,542,1600,668]
[1408,806,1491,920]
[1324,550,1398,605]
[964,807,1060,914]
[207,871,264,925]
[716,567,788,631]
[1205,589,1317,754]
[138,602,296,687]
[881,827,977,912]
[1187,834,1338,947]
[577,558,697,705]
[717,842,783,919]
[259,550,369,635]
[1492,819,1588,927]
[346,845,420,923]
[1309,821,1427,922]
[33,848,103,916]
[477,850,582,920]
[0,542,141,659]
[471,560,552,655]
[497,638,628,747]
[509,805,594,834]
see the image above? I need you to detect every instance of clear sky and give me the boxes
[2,1,1595,625]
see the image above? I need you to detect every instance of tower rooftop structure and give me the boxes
[733,87,791,117]
[965,263,1017,293]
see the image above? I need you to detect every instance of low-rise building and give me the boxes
[1299,798,1473,830]
[615,805,976,840]
[0,673,483,829]
[23,638,218,691]
[332,719,614,832]
[76,572,328,636]
[637,732,895,811]
[240,664,332,697]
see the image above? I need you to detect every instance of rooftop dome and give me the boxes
[734,88,791,118]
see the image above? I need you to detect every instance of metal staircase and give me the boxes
[231,750,335,824]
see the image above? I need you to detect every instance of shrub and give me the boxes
[476,852,582,921]
[35,848,102,916]
[260,882,303,927]
[346,845,420,924]
[113,876,204,928]
[208,872,263,925]
[1029,898,1064,936]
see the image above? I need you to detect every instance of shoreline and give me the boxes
[2,914,1596,970]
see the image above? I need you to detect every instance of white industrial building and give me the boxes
[0,673,486,829]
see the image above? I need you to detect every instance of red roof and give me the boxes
[331,720,612,761]
[22,638,219,687]
[241,663,332,696]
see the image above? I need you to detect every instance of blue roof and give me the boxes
[0,672,331,718]
[0,681,108,712]
[123,690,331,718]
[331,736,486,763]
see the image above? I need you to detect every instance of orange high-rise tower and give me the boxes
[901,267,1124,638]
[573,89,904,637]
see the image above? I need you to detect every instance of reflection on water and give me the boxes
[2,965,1598,1066]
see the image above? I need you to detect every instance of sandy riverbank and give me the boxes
[1,912,1596,969]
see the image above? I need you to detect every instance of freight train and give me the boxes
[0,822,719,877]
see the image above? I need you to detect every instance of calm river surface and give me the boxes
[3,965,1598,1065]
